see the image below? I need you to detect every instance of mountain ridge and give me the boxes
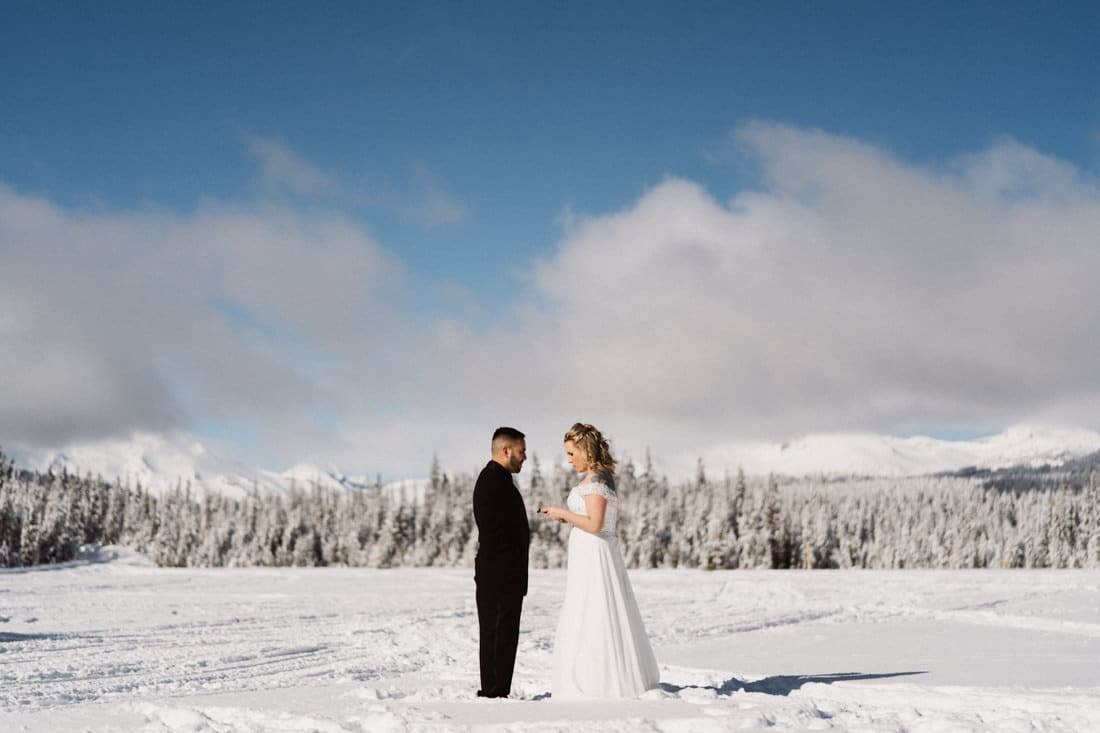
[6,424,1100,497]
[700,425,1100,479]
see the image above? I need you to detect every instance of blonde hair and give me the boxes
[563,422,617,475]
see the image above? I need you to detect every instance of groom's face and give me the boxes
[504,439,527,473]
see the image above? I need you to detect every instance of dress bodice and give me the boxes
[567,476,617,540]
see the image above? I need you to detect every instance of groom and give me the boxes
[472,426,530,699]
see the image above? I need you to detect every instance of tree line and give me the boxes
[2,447,1099,570]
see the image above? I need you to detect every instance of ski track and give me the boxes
[1,556,1099,731]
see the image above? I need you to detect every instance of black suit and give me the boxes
[473,460,530,698]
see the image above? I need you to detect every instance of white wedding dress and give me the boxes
[551,475,660,699]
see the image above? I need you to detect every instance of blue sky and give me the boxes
[3,2,1100,476]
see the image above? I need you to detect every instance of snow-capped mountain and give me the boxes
[2,432,384,498]
[701,425,1100,478]
[5,425,1100,496]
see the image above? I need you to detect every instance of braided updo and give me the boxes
[563,422,617,474]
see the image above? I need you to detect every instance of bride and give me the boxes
[538,422,660,699]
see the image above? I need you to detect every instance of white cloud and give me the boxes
[399,160,467,226]
[243,134,339,198]
[4,123,1100,479]
[0,185,400,457]
[242,134,466,226]
[482,123,1100,475]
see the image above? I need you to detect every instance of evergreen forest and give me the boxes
[3,448,1099,570]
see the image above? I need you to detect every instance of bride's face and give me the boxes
[564,440,589,473]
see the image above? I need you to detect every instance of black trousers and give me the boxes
[476,585,524,697]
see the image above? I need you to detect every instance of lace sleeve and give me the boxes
[578,481,613,500]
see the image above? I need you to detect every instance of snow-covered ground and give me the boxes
[2,550,1099,731]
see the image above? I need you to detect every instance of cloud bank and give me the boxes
[524,124,1100,463]
[3,123,1099,477]
[0,192,402,459]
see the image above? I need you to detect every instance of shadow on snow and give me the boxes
[0,632,68,643]
[662,670,928,697]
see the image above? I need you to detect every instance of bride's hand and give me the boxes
[539,506,567,523]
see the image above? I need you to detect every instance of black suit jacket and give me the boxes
[473,460,530,596]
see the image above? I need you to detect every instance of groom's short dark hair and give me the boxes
[492,426,525,443]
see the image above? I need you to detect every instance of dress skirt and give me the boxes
[551,527,660,698]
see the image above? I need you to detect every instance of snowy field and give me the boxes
[2,550,1099,732]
